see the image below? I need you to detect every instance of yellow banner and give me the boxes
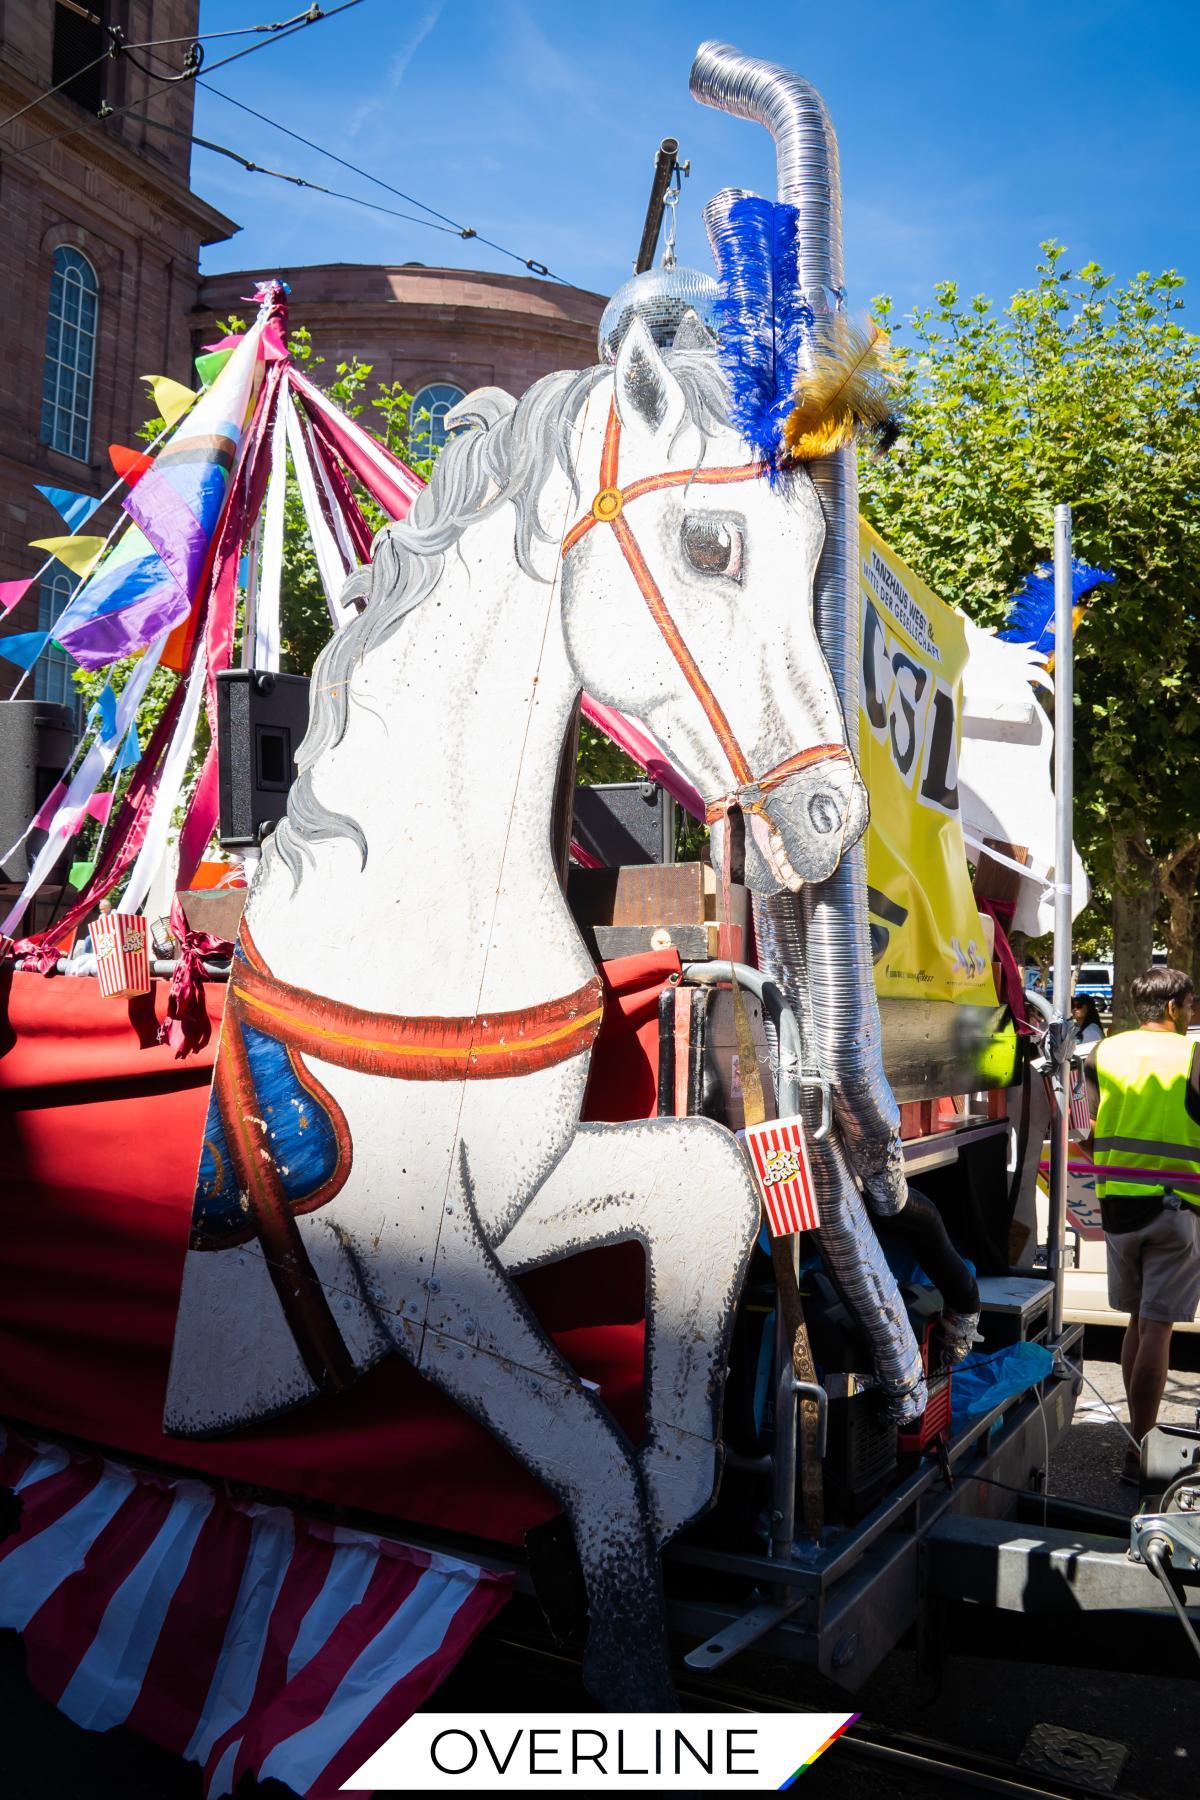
[859,521,996,1005]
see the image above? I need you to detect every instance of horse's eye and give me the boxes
[682,512,744,581]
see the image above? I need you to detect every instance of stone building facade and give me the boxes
[0,6,606,702]
[194,263,606,459]
[0,0,237,692]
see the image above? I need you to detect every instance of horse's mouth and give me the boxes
[743,763,869,892]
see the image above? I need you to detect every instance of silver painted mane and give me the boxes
[273,347,732,887]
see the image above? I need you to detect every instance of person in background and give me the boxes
[1072,994,1105,1045]
[1084,967,1200,1483]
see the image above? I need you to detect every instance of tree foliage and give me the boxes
[860,245,1200,1019]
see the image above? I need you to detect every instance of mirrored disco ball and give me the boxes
[598,266,721,364]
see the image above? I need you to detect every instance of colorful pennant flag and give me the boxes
[35,485,103,532]
[84,790,114,825]
[29,534,107,579]
[68,859,95,890]
[112,724,141,773]
[89,683,119,743]
[51,524,187,671]
[31,780,68,832]
[143,376,198,429]
[194,348,234,389]
[0,630,49,670]
[0,577,34,615]
[109,444,154,487]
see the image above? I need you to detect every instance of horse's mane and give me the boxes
[273,347,731,886]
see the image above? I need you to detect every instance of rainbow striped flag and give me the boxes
[53,329,262,670]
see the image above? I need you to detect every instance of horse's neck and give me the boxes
[249,504,592,1016]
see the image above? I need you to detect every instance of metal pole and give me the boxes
[1048,503,1075,1338]
[634,137,679,273]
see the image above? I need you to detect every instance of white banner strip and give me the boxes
[1,636,166,935]
[346,1712,858,1792]
[116,645,208,917]
[304,407,357,571]
[253,392,290,672]
[283,393,353,629]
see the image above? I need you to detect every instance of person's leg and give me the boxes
[1121,1313,1140,1410]
[1128,1318,1173,1445]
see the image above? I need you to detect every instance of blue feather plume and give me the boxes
[708,194,811,467]
[999,558,1115,656]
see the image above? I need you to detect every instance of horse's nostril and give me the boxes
[808,791,841,835]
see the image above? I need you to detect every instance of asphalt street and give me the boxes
[3,1329,1198,1799]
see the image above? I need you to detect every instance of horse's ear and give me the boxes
[613,317,687,445]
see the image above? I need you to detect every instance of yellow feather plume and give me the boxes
[781,319,898,463]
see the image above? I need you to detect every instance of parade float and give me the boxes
[1,38,1197,1800]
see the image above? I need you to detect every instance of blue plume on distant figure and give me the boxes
[1000,559,1115,656]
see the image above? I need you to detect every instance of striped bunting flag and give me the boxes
[1069,1074,1093,1135]
[0,1428,511,1798]
[739,1115,820,1236]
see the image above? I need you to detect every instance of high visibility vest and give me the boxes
[1093,1029,1200,1208]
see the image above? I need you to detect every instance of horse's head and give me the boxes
[560,319,867,895]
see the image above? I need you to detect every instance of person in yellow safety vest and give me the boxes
[1083,966,1200,1485]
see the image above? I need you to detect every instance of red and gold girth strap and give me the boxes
[231,938,604,1081]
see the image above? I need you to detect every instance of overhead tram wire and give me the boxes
[0,1,365,168]
[0,6,359,134]
[127,114,466,242]
[196,79,571,285]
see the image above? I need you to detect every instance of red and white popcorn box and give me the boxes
[91,911,151,999]
[739,1115,820,1237]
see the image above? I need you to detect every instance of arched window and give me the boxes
[41,246,99,462]
[34,565,78,713]
[409,382,465,462]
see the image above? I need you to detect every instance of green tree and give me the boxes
[860,245,1200,1024]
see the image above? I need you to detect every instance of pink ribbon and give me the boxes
[156,898,232,1058]
[11,937,64,975]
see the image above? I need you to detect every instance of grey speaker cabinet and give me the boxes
[0,699,76,883]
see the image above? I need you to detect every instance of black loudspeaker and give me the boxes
[573,780,671,866]
[216,669,310,848]
[0,699,76,882]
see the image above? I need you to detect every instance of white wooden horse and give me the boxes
[165,319,868,1702]
[958,618,1088,937]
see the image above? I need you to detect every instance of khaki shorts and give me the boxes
[1107,1202,1200,1324]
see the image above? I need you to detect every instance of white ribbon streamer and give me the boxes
[283,393,354,629]
[960,828,1054,895]
[252,393,289,672]
[117,647,208,917]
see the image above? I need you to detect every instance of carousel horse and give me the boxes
[165,315,869,1704]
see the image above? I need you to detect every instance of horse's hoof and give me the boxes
[582,1647,677,1713]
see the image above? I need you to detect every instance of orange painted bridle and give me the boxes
[562,403,853,836]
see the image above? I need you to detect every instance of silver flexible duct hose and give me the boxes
[692,42,934,1416]
[690,39,906,1217]
[754,902,927,1417]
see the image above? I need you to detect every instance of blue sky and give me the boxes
[191,0,1200,324]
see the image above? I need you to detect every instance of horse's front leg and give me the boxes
[497,1119,760,1546]
[421,1140,675,1710]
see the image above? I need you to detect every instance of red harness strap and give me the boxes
[562,404,852,826]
